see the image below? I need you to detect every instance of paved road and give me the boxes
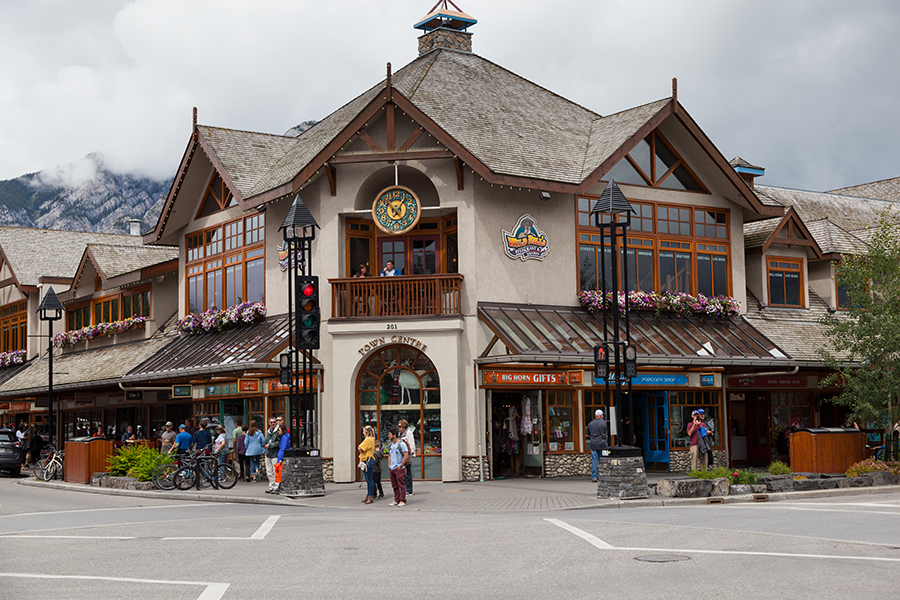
[2,477,899,599]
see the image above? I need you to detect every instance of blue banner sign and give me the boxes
[594,374,688,386]
[700,374,716,387]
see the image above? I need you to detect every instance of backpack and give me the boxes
[235,433,246,455]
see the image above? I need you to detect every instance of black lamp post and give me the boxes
[278,195,320,451]
[37,287,64,448]
[590,180,638,448]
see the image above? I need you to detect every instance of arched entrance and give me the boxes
[357,344,441,480]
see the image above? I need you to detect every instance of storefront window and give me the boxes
[771,392,811,432]
[357,345,441,479]
[669,391,721,449]
[545,390,575,452]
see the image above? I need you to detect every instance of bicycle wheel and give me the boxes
[153,464,178,490]
[40,461,59,482]
[173,466,196,490]
[37,456,52,477]
[215,463,237,489]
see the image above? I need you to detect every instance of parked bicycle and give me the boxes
[173,452,236,491]
[38,447,64,481]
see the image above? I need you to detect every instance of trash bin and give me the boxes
[65,436,115,484]
[789,427,867,474]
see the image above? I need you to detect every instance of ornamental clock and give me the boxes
[372,185,422,234]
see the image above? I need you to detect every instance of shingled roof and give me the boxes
[0,227,144,288]
[829,176,900,202]
[87,244,179,279]
[754,185,898,235]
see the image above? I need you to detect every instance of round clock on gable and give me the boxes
[372,185,422,234]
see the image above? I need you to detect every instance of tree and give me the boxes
[819,210,900,432]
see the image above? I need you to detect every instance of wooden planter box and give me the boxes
[789,428,867,474]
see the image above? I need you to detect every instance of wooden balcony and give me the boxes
[330,274,463,319]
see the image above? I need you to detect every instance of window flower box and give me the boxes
[175,302,267,335]
[53,316,148,348]
[579,290,741,319]
[0,349,26,367]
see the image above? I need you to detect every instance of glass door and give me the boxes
[746,392,771,466]
[522,391,543,475]
[642,392,670,466]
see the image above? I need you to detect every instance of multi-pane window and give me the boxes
[0,300,27,353]
[600,130,706,192]
[768,257,803,307]
[836,281,851,310]
[186,213,265,313]
[197,173,238,218]
[123,289,150,318]
[94,296,119,324]
[670,391,721,449]
[67,305,91,331]
[577,197,730,296]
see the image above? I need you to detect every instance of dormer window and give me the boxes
[767,257,803,307]
[601,131,706,192]
[197,173,238,218]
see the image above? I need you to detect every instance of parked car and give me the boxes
[0,428,25,477]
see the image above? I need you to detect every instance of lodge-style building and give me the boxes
[2,4,897,481]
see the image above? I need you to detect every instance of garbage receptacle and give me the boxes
[789,427,866,474]
[65,437,115,484]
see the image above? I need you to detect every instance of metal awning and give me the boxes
[477,302,796,367]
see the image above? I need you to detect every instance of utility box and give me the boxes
[65,437,115,484]
[790,428,867,474]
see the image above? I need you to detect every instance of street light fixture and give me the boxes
[37,287,64,448]
[590,179,637,448]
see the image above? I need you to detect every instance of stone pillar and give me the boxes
[279,451,325,498]
[597,448,648,499]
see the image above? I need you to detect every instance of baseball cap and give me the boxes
[697,409,705,414]
[165,421,173,427]
[595,409,604,417]
[692,410,699,415]
[179,423,186,429]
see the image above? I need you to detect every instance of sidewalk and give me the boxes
[18,472,900,512]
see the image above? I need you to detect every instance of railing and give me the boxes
[330,274,463,318]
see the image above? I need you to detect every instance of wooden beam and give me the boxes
[455,157,465,190]
[357,129,384,153]
[0,277,15,289]
[386,103,395,151]
[325,164,336,196]
[328,149,453,164]
[398,127,424,152]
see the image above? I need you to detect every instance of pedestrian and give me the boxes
[698,409,714,468]
[387,426,408,507]
[193,420,212,451]
[174,423,192,455]
[234,425,247,481]
[121,425,136,444]
[585,409,608,482]
[185,418,197,436]
[92,425,105,438]
[358,425,376,504]
[686,410,705,471]
[271,424,291,494]
[263,417,280,493]
[214,425,228,465]
[398,419,416,495]
[160,422,177,454]
[27,429,43,467]
[231,418,243,470]
[372,440,385,500]
[244,420,265,482]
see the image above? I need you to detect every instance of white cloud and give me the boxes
[0,0,898,192]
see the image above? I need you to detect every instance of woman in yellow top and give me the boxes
[358,425,376,504]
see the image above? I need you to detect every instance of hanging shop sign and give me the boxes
[372,186,422,235]
[238,378,261,393]
[9,402,30,411]
[594,373,689,386]
[502,214,549,261]
[482,370,583,386]
[172,385,193,398]
[728,376,807,388]
[700,374,716,387]
[269,376,318,392]
[75,393,94,405]
[0,403,8,410]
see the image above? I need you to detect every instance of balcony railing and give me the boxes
[330,274,463,318]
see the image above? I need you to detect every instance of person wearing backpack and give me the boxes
[398,419,416,496]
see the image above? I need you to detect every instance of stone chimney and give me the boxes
[729,157,765,189]
[414,1,476,56]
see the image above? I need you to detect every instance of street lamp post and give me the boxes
[37,287,64,448]
[590,180,637,448]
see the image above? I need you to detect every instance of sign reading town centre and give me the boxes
[502,214,549,261]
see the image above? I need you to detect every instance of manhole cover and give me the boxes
[440,489,473,493]
[634,555,691,563]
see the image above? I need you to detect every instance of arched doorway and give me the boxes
[357,344,441,480]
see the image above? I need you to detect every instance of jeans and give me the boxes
[390,467,407,503]
[364,458,376,497]
[590,449,602,480]
[249,454,260,476]
[405,461,413,493]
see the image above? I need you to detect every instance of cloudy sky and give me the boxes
[1,0,898,192]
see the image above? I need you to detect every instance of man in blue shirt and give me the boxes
[192,420,212,450]
[174,424,193,454]
[585,410,608,482]
[387,426,409,507]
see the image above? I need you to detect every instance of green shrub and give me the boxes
[689,466,757,485]
[688,466,731,480]
[731,469,759,485]
[846,458,900,477]
[768,461,791,475]
[106,445,173,482]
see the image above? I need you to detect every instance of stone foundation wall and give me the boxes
[597,455,649,499]
[461,455,489,481]
[418,29,472,55]
[543,453,591,478]
[669,448,727,472]
[322,458,334,483]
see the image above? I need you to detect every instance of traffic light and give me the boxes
[296,276,320,349]
[623,345,638,378]
[593,345,608,380]
[279,353,292,385]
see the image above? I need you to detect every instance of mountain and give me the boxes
[0,153,171,234]
[284,120,318,137]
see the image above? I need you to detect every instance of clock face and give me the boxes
[372,186,421,234]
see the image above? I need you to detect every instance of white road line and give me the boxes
[250,515,280,539]
[788,502,900,508]
[544,518,614,549]
[0,573,229,600]
[0,503,215,519]
[1,535,139,540]
[750,506,900,516]
[547,519,900,563]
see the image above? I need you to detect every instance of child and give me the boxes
[372,441,385,500]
